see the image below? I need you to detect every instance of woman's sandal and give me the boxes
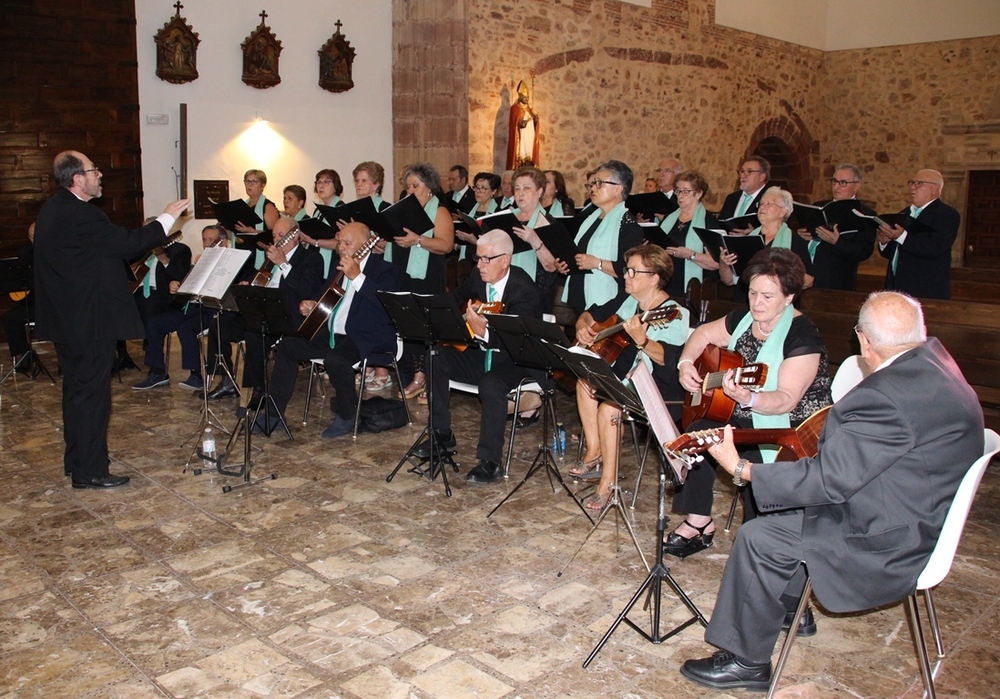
[415,390,428,405]
[404,377,426,399]
[568,456,602,481]
[662,519,716,559]
[584,491,610,511]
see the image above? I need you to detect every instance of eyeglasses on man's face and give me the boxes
[829,178,860,187]
[737,168,763,176]
[82,167,101,174]
[907,180,935,188]
[475,252,507,265]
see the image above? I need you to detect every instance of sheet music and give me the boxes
[177,247,252,299]
[627,361,687,483]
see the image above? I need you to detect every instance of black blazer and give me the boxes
[719,187,766,220]
[342,253,402,357]
[807,199,876,291]
[452,266,542,363]
[880,198,960,299]
[34,188,168,343]
[451,187,477,214]
[277,245,325,324]
[134,242,192,315]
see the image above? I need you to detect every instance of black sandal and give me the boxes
[663,519,715,559]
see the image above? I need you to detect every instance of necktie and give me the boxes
[736,192,752,217]
[484,284,497,371]
[328,276,351,348]
[892,205,923,275]
[807,238,820,262]
[142,255,156,298]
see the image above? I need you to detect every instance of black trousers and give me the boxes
[429,346,539,463]
[705,509,808,664]
[671,415,763,520]
[55,338,116,481]
[269,334,361,421]
[1,301,31,357]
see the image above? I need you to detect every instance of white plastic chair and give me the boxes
[830,354,870,403]
[769,428,1000,699]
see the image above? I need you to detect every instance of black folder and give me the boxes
[626,191,678,221]
[715,212,760,233]
[694,228,765,278]
[792,199,862,234]
[211,198,263,232]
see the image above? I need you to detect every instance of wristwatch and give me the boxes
[733,458,750,487]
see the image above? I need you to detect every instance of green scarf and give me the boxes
[509,207,542,281]
[752,222,793,250]
[292,209,308,221]
[727,304,795,462]
[247,196,268,267]
[384,196,439,280]
[560,201,626,307]
[548,199,565,218]
[660,203,708,289]
[616,297,690,376]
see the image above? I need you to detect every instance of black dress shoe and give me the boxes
[680,650,771,692]
[413,430,456,459]
[513,411,540,429]
[466,459,501,483]
[206,381,239,400]
[72,474,130,489]
[782,605,817,637]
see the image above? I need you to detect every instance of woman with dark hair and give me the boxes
[658,170,721,300]
[386,163,455,398]
[666,247,832,558]
[282,185,309,221]
[557,160,644,313]
[353,161,389,211]
[313,168,345,211]
[569,244,689,510]
[541,169,575,218]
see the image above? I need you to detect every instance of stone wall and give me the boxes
[465,0,825,209]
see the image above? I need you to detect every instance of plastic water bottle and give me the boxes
[557,423,567,457]
[552,432,559,456]
[202,427,216,463]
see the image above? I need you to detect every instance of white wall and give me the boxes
[136,0,393,249]
[715,0,1000,51]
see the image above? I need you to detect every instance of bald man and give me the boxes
[679,291,984,691]
[34,150,188,488]
[878,168,960,299]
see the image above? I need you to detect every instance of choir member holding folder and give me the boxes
[651,170,721,299]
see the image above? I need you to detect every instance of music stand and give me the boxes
[484,314,592,521]
[231,286,297,440]
[0,259,53,385]
[582,362,707,666]
[379,291,471,497]
[545,342,651,573]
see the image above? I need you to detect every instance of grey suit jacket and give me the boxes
[752,338,984,613]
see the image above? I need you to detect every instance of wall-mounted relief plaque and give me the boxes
[318,19,356,94]
[154,1,200,84]
[241,10,282,89]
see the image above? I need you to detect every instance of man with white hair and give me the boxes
[679,291,984,691]
[878,168,960,299]
[414,229,543,483]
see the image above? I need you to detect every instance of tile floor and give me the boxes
[0,344,997,698]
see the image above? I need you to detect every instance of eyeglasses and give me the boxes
[244,179,261,185]
[82,167,101,174]
[587,179,622,189]
[475,252,507,265]
[675,188,697,196]
[315,179,333,185]
[907,180,936,188]
[737,169,763,176]
[624,267,656,278]
[473,185,494,193]
[829,178,860,187]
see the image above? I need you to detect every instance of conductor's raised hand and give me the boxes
[162,198,191,220]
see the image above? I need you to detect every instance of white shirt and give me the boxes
[332,253,369,336]
[266,245,299,288]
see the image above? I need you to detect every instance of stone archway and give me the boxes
[744,114,814,202]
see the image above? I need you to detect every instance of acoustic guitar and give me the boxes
[443,299,504,352]
[250,226,303,287]
[128,230,184,293]
[681,344,768,428]
[580,305,681,365]
[666,404,831,465]
[297,234,380,340]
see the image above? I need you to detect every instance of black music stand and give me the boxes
[583,363,707,665]
[231,286,298,441]
[545,342,651,573]
[0,259,53,385]
[485,314,592,521]
[379,291,470,497]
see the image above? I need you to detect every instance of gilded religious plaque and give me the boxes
[154,1,200,85]
[241,10,282,89]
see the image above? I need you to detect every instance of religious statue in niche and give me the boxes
[506,79,540,169]
[154,1,200,85]
[318,20,356,94]
[241,10,282,89]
